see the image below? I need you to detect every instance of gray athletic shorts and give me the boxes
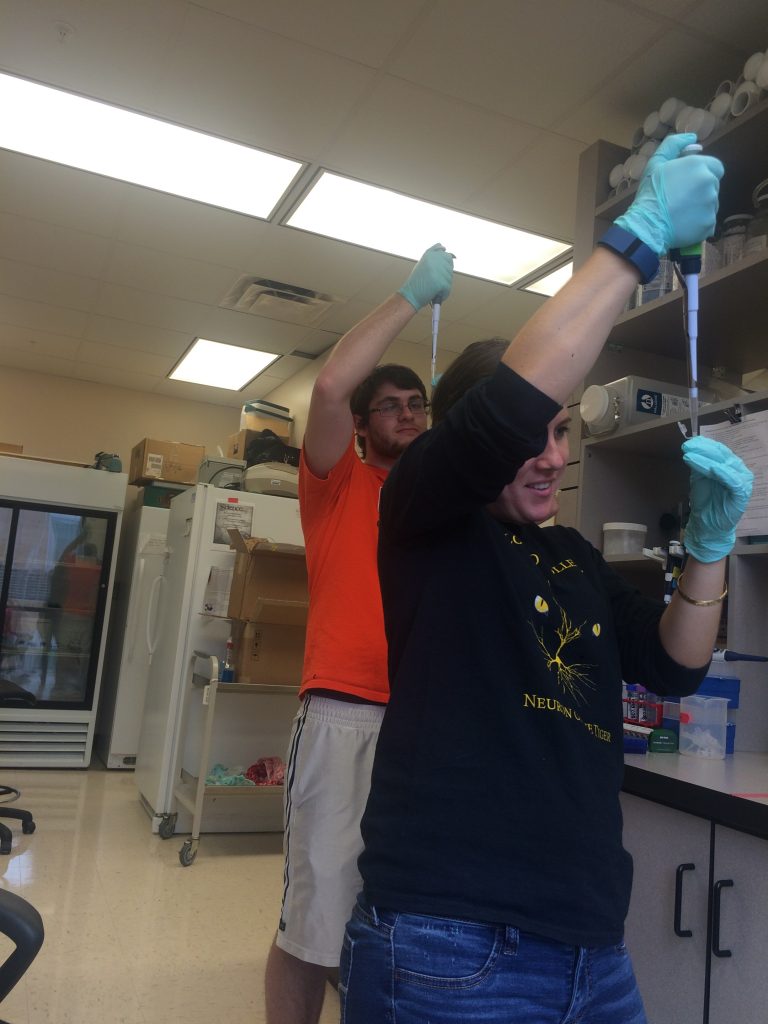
[276,694,384,967]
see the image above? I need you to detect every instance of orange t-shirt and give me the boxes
[298,438,389,702]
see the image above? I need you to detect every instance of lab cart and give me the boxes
[168,651,299,866]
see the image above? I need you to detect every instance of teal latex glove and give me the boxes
[682,436,753,562]
[614,133,724,255]
[398,243,454,311]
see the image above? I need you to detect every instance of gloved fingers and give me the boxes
[683,440,754,500]
[683,437,753,480]
[643,132,697,177]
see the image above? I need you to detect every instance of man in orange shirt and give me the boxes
[264,243,454,1024]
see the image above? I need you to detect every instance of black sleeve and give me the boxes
[380,363,562,539]
[579,531,710,697]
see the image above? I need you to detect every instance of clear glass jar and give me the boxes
[719,214,753,265]
[745,182,768,256]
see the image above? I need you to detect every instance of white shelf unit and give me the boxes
[574,97,768,1022]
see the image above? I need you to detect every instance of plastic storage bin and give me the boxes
[679,695,728,759]
[602,522,647,557]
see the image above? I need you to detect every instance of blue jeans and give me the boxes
[340,897,647,1024]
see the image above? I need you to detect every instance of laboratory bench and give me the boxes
[620,751,768,1023]
[623,749,768,839]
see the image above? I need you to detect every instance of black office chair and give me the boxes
[0,680,37,854]
[0,887,44,1017]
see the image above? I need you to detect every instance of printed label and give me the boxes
[635,389,690,418]
[146,453,164,477]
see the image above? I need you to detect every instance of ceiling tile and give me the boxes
[467,134,586,239]
[0,323,81,360]
[196,306,337,355]
[0,0,187,110]
[0,294,89,337]
[387,0,663,127]
[320,75,542,207]
[0,345,77,377]
[677,0,768,52]
[0,257,100,311]
[71,361,165,393]
[83,315,191,358]
[152,6,377,160]
[102,243,239,306]
[94,283,209,335]
[0,212,112,278]
[0,152,126,236]
[152,377,248,407]
[193,0,423,67]
[76,339,174,376]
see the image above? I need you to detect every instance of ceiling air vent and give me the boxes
[221,275,338,325]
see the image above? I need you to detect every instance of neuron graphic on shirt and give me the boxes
[530,600,596,705]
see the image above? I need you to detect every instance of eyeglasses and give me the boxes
[368,397,430,418]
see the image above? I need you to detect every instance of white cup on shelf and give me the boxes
[709,92,733,120]
[659,96,687,126]
[624,153,648,181]
[756,55,768,91]
[643,111,670,140]
[674,106,695,132]
[686,108,717,140]
[743,50,765,82]
[731,80,762,117]
[608,163,625,190]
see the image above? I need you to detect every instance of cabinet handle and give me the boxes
[674,863,695,937]
[712,878,734,958]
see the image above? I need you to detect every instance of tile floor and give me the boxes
[0,767,340,1023]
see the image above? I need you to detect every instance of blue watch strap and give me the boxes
[597,225,660,284]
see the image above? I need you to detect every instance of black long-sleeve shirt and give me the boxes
[359,362,707,946]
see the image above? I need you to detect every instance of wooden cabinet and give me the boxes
[621,791,768,1024]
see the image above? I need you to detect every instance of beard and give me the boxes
[366,429,418,462]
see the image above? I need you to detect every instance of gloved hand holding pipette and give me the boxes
[682,436,753,562]
[614,133,724,254]
[397,243,454,310]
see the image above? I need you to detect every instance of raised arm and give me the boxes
[303,244,453,477]
[501,133,724,406]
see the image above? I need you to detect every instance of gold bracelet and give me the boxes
[675,572,728,607]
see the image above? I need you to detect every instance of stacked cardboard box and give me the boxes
[227,529,308,686]
[129,438,205,485]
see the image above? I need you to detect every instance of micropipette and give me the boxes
[671,143,704,437]
[430,301,441,386]
[712,648,768,663]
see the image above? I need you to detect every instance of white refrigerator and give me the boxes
[95,491,171,769]
[134,483,304,832]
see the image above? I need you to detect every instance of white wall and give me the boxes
[0,336,452,470]
[0,366,242,467]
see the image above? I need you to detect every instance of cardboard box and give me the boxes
[232,620,305,686]
[129,438,204,485]
[226,426,291,460]
[227,530,308,624]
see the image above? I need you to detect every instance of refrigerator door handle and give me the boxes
[146,574,164,663]
[125,560,145,663]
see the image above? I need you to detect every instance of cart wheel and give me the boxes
[22,821,36,835]
[158,814,177,839]
[179,841,197,867]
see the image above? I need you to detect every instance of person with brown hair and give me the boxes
[264,244,453,1024]
[340,136,752,1022]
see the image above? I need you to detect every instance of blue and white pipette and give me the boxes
[671,143,704,436]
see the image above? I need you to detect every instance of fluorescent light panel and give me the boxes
[522,261,573,297]
[286,172,570,286]
[0,73,302,217]
[170,339,279,390]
